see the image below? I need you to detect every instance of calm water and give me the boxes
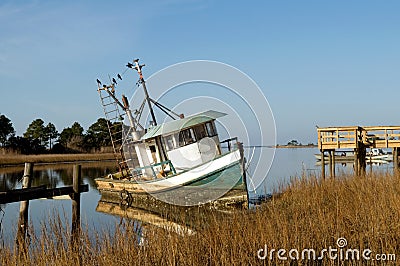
[0,148,394,244]
[0,162,120,244]
[250,147,393,197]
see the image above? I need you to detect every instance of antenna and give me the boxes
[128,59,157,126]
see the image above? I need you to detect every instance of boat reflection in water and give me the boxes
[96,201,195,237]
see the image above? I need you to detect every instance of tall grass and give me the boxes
[1,171,399,265]
[0,153,115,166]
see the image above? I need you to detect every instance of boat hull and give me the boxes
[95,149,245,205]
[314,154,392,162]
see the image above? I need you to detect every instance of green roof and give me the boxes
[141,110,226,140]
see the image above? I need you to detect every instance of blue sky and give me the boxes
[1,0,399,144]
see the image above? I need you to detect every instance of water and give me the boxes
[0,162,123,245]
[0,148,394,245]
[247,147,393,199]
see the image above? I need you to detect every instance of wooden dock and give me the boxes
[1,163,88,253]
[317,126,400,177]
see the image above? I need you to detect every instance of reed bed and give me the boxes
[0,153,115,166]
[1,171,400,265]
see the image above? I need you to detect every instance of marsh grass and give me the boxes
[0,153,115,166]
[1,171,400,265]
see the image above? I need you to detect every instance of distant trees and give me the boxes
[8,136,43,154]
[0,114,15,146]
[45,122,59,150]
[1,117,115,154]
[59,122,84,151]
[84,118,112,149]
[287,139,301,146]
[24,119,47,146]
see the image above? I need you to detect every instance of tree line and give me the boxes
[0,113,116,154]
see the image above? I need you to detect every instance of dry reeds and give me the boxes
[0,153,115,166]
[1,171,399,265]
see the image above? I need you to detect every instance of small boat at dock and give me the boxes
[315,148,392,163]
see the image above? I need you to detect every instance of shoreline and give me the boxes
[0,153,116,167]
[276,145,317,149]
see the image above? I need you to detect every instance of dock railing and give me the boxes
[317,126,361,150]
[362,126,400,148]
[318,126,400,150]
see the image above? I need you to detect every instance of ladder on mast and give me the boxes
[97,85,130,177]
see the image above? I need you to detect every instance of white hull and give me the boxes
[315,154,393,162]
[139,149,242,193]
[96,149,243,194]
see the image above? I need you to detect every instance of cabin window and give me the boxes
[194,124,207,140]
[205,122,216,137]
[163,135,175,151]
[179,128,196,146]
[163,133,180,151]
[149,145,157,163]
[149,145,156,153]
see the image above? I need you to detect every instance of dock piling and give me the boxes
[6,163,88,252]
[331,150,336,177]
[71,164,82,243]
[321,150,325,179]
[16,162,33,246]
[328,150,334,178]
[393,147,399,171]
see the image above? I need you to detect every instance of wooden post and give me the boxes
[354,148,359,176]
[393,147,399,171]
[71,164,81,244]
[369,150,373,173]
[332,150,336,177]
[238,142,249,209]
[321,150,325,179]
[328,150,333,178]
[16,163,33,246]
[359,144,366,175]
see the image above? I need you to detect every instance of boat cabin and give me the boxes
[132,110,228,177]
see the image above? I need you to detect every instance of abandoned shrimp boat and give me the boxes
[95,59,247,206]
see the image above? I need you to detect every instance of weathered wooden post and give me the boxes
[237,142,249,209]
[332,150,336,177]
[328,150,333,178]
[16,162,33,246]
[71,164,81,244]
[393,147,399,171]
[369,151,373,173]
[321,150,325,179]
[359,144,366,175]
[354,148,359,176]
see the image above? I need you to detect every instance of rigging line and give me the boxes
[135,99,146,126]
[122,67,129,76]
[150,99,181,118]
[119,125,144,150]
[245,146,256,172]
[151,100,176,120]
[245,169,257,193]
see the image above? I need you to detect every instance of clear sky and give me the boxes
[1,0,399,144]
